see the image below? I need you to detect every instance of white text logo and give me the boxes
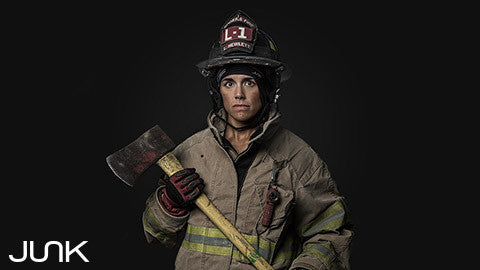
[8,241,89,263]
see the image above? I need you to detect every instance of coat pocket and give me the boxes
[255,183,295,236]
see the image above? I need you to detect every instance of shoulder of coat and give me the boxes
[267,127,325,182]
[172,128,212,154]
[267,127,318,159]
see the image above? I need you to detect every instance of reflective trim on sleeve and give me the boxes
[300,200,346,238]
[302,242,336,267]
[143,208,177,242]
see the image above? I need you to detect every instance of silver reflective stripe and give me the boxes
[306,244,334,262]
[184,232,233,248]
[183,229,275,261]
[303,208,345,238]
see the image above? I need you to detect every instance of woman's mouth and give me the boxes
[233,104,250,109]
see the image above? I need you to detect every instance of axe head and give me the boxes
[106,125,176,186]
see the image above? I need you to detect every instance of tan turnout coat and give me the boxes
[143,106,353,270]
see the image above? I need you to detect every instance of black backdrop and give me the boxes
[2,3,433,269]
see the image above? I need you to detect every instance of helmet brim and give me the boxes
[196,56,292,82]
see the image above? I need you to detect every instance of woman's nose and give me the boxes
[234,86,245,99]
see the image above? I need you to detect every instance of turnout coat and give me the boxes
[143,106,353,270]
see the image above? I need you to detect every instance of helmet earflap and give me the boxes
[206,70,223,112]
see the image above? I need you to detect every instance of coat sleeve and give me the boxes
[289,159,354,270]
[142,185,189,248]
[142,140,196,248]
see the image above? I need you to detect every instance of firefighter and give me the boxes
[143,10,353,270]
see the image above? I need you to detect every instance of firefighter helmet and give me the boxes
[196,10,291,84]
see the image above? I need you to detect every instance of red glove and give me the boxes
[159,168,204,216]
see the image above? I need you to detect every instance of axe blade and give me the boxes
[106,125,176,186]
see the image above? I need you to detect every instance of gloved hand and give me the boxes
[159,168,204,216]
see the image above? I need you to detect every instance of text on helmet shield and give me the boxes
[224,14,255,28]
[221,26,253,44]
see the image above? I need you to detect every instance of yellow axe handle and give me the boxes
[157,152,274,270]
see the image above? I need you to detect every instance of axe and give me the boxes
[106,125,274,270]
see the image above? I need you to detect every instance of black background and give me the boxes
[3,2,443,269]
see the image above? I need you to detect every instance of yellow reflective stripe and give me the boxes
[300,200,346,237]
[183,225,277,261]
[302,242,336,267]
[182,239,233,256]
[231,248,293,264]
[232,248,250,262]
[186,225,274,251]
[186,225,275,251]
[242,233,275,252]
[187,223,227,239]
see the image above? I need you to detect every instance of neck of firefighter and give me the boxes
[224,115,259,154]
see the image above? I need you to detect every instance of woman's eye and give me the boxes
[245,80,256,87]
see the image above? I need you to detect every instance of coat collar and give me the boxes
[207,104,281,147]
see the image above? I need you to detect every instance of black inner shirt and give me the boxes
[221,135,260,196]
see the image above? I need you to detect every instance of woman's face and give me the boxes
[219,74,262,127]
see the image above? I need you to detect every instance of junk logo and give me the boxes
[8,241,89,263]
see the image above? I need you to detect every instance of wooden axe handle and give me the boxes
[157,153,274,270]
